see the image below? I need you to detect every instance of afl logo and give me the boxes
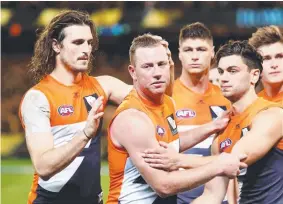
[58,105,74,116]
[220,138,232,151]
[156,126,165,136]
[176,109,196,118]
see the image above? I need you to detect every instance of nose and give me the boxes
[219,70,229,84]
[191,51,199,61]
[82,41,91,54]
[270,61,278,69]
[152,65,162,79]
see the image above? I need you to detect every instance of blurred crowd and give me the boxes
[1,52,183,134]
[2,1,283,11]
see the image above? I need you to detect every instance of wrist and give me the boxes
[209,120,220,134]
[82,129,92,140]
[211,157,224,176]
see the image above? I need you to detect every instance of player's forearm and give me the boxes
[157,160,223,197]
[177,154,217,169]
[179,121,216,152]
[35,131,89,180]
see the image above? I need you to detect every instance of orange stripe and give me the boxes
[107,130,128,204]
[276,139,283,150]
[27,174,38,204]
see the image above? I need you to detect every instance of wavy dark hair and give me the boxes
[29,10,99,83]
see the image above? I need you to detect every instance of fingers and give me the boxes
[239,162,248,169]
[89,96,104,114]
[238,154,247,161]
[143,147,165,154]
[148,163,167,171]
[159,141,169,148]
[144,158,163,164]
[93,112,104,120]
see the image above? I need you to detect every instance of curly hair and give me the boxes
[29,10,99,83]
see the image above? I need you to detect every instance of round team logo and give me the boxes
[156,125,165,136]
[176,109,196,118]
[58,105,74,116]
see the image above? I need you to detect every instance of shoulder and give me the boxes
[21,89,49,110]
[251,106,283,132]
[112,109,153,130]
[254,106,283,121]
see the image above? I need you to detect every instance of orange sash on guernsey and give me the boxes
[218,97,283,153]
[173,79,231,126]
[107,89,179,204]
[258,89,283,105]
[19,74,107,204]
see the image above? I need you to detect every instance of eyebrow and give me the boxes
[183,46,207,49]
[217,66,240,70]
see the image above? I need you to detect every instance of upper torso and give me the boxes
[19,74,107,204]
[218,97,283,204]
[173,78,231,203]
[173,79,231,155]
[107,89,179,204]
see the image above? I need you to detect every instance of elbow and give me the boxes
[154,180,174,198]
[34,164,53,181]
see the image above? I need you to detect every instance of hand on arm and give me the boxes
[111,109,246,198]
[179,110,231,152]
[22,91,104,180]
[191,137,247,204]
[142,141,217,171]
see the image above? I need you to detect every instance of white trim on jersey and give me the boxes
[119,158,157,204]
[20,89,51,134]
[178,125,215,149]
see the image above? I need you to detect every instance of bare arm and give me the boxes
[96,75,132,105]
[111,109,242,197]
[231,107,283,165]
[21,90,104,180]
[191,137,233,204]
[179,111,230,152]
[143,141,217,171]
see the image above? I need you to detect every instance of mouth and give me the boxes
[221,85,232,90]
[189,64,201,68]
[269,71,281,75]
[152,81,166,85]
[78,56,89,60]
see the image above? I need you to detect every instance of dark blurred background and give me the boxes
[1,1,283,158]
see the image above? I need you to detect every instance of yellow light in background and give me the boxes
[142,9,182,28]
[91,8,122,27]
[1,8,12,26]
[37,8,61,26]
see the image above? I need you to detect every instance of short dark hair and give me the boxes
[179,22,213,45]
[215,40,263,86]
[249,25,283,49]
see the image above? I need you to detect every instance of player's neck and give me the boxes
[263,81,283,97]
[179,69,209,94]
[51,63,83,86]
[232,88,258,115]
